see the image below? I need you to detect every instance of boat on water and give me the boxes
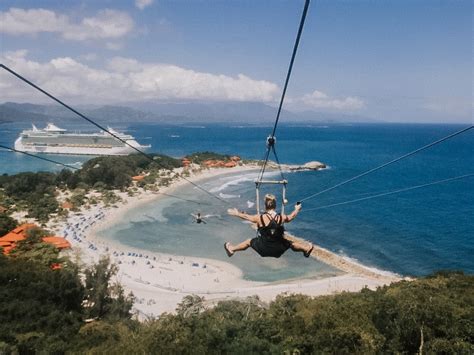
[14,123,151,156]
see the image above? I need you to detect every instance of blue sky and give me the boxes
[0,0,472,123]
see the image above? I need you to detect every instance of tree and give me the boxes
[0,214,17,236]
[0,255,84,353]
[83,256,134,321]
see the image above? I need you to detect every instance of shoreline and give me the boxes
[49,164,402,317]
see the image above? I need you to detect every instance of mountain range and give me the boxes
[0,101,378,126]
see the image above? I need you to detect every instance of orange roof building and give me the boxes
[0,223,37,243]
[42,236,71,249]
[0,233,25,243]
[11,223,38,235]
[132,175,145,181]
[61,201,74,209]
[0,224,71,255]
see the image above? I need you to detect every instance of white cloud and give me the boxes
[0,8,134,42]
[294,90,365,111]
[135,0,154,10]
[0,51,279,104]
[0,8,68,35]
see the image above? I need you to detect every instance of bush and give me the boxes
[0,214,17,236]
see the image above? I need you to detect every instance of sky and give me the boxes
[0,0,472,123]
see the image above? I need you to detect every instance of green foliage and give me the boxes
[72,272,474,353]
[149,153,182,170]
[0,213,17,236]
[76,154,181,190]
[0,252,135,353]
[83,256,134,321]
[69,189,88,208]
[0,172,59,222]
[0,254,472,354]
[0,152,205,223]
[9,227,63,267]
[0,256,84,353]
[185,151,232,164]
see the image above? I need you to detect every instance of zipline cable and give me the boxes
[271,0,310,139]
[300,173,474,212]
[0,143,81,170]
[0,63,230,205]
[259,0,310,179]
[299,125,474,202]
[0,144,205,205]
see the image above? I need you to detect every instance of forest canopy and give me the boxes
[0,255,472,354]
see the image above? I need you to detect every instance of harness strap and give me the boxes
[263,213,283,226]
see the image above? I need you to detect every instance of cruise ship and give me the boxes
[14,123,151,156]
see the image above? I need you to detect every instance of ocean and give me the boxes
[1,121,473,280]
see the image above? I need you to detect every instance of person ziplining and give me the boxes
[224,194,313,258]
[191,212,206,224]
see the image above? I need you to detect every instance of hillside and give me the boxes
[0,255,471,354]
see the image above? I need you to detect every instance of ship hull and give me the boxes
[14,137,150,156]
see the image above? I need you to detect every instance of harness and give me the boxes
[258,213,285,239]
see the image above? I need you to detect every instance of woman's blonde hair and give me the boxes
[264,194,277,210]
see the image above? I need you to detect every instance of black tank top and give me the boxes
[258,213,284,238]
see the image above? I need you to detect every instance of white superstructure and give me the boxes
[14,123,151,156]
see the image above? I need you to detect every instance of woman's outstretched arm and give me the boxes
[227,208,260,223]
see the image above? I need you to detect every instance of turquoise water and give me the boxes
[1,122,473,278]
[98,171,341,282]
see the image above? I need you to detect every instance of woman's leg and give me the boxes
[225,239,251,256]
[288,239,313,255]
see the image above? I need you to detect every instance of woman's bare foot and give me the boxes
[304,243,314,258]
[224,242,234,257]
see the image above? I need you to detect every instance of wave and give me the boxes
[170,135,180,138]
[247,200,255,208]
[338,251,400,278]
[210,175,255,193]
[219,193,240,199]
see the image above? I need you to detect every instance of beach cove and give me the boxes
[48,164,401,317]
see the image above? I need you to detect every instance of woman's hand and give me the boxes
[227,208,239,216]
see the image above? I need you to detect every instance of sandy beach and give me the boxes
[48,164,402,317]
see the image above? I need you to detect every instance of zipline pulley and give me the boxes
[255,135,288,214]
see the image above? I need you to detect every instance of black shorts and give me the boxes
[250,234,292,258]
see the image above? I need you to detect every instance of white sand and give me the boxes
[48,165,402,318]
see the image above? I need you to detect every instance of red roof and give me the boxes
[11,223,38,235]
[0,233,25,243]
[62,201,74,209]
[42,236,71,249]
[50,263,62,270]
[1,223,71,254]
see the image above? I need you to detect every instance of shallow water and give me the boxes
[97,171,341,282]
